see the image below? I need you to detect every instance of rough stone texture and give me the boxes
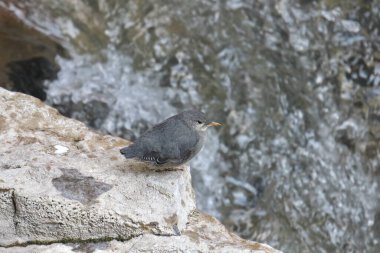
[0,87,194,246]
[0,88,282,253]
[0,211,280,253]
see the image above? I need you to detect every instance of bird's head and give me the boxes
[180,110,222,132]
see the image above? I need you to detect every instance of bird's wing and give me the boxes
[138,131,180,165]
[140,150,169,164]
[160,124,198,163]
[175,133,198,161]
[137,118,196,165]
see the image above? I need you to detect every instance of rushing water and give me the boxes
[2,0,380,252]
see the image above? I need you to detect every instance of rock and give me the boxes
[0,7,63,100]
[6,56,59,101]
[0,211,280,253]
[0,88,194,245]
[0,88,282,253]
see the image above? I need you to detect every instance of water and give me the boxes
[2,0,380,252]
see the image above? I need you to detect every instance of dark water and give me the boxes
[2,0,380,252]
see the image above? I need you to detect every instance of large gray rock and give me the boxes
[0,88,281,253]
[0,211,280,253]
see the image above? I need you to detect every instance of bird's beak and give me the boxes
[207,122,222,127]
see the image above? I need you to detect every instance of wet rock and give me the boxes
[374,211,380,239]
[51,96,110,130]
[0,7,63,100]
[0,88,281,253]
[7,56,59,100]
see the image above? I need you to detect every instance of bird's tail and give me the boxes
[120,145,138,158]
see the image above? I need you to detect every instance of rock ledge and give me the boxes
[0,88,281,253]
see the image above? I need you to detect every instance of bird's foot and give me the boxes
[154,167,184,172]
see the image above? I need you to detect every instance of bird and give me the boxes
[120,110,221,168]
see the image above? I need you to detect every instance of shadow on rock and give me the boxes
[52,168,112,205]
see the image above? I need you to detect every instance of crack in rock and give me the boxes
[11,189,18,234]
[0,235,137,249]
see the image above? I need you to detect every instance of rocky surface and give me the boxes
[0,211,279,253]
[0,88,281,253]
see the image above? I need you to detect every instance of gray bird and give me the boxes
[120,110,221,168]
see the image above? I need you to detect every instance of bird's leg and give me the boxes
[154,167,184,172]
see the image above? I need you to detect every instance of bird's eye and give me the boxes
[197,120,202,124]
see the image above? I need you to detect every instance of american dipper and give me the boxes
[120,110,221,168]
